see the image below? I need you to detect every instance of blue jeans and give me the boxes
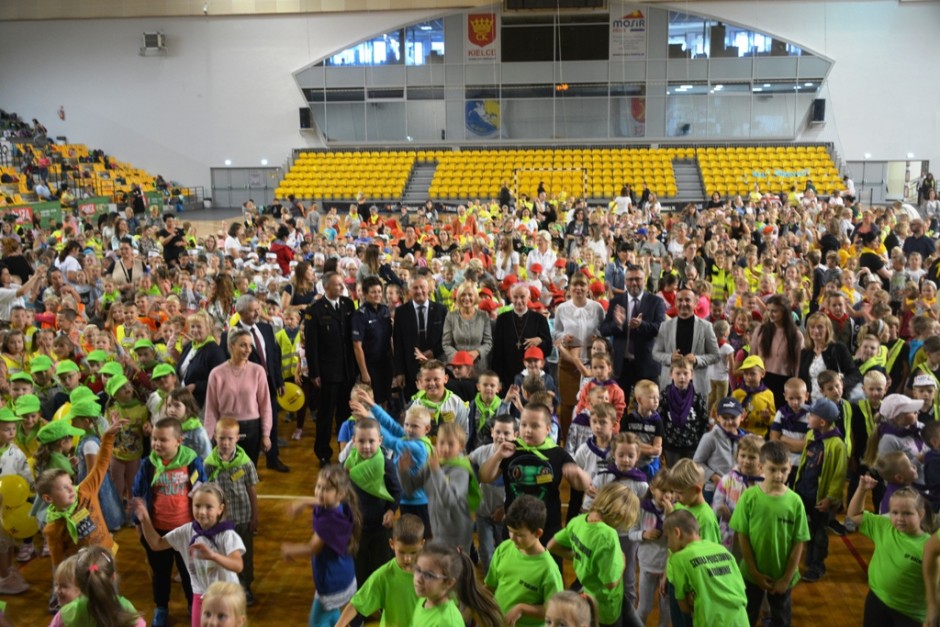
[477,515,505,575]
[309,598,339,627]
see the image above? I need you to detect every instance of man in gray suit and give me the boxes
[652,286,720,397]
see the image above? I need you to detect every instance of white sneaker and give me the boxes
[0,572,29,595]
[15,544,35,563]
[291,429,303,441]
[42,541,50,557]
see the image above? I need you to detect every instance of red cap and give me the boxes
[479,287,494,298]
[479,299,499,313]
[555,258,567,268]
[598,299,610,312]
[528,301,546,312]
[590,281,606,295]
[500,275,518,291]
[530,263,543,274]
[523,346,544,360]
[529,285,542,301]
[449,351,474,367]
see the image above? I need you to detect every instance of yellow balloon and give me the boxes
[1,503,39,539]
[0,475,29,509]
[277,382,305,413]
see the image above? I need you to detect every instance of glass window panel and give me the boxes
[406,101,446,140]
[706,95,749,137]
[502,99,553,139]
[611,97,646,138]
[666,93,707,137]
[751,93,796,137]
[405,19,445,66]
[366,102,406,141]
[556,98,608,139]
[322,103,365,141]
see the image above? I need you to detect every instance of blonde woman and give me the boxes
[442,281,493,371]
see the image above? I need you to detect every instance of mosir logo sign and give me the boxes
[467,13,497,61]
[610,8,646,59]
[612,10,645,31]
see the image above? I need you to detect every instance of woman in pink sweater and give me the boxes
[204,328,272,464]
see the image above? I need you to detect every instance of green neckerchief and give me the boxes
[191,337,216,351]
[49,451,74,476]
[886,338,905,372]
[205,445,251,481]
[181,417,202,432]
[440,456,481,513]
[0,444,9,458]
[859,346,887,374]
[413,390,453,423]
[419,436,433,454]
[344,447,393,502]
[149,445,197,486]
[514,437,556,461]
[15,423,40,450]
[45,501,80,543]
[473,394,502,432]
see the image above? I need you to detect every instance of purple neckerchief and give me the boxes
[732,468,764,489]
[722,428,747,443]
[812,427,843,442]
[189,520,236,547]
[879,422,924,451]
[572,412,591,427]
[739,382,768,409]
[640,496,665,531]
[313,503,353,555]
[604,463,647,483]
[585,436,610,460]
[778,404,809,433]
[666,383,695,427]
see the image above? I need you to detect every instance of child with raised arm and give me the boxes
[730,441,809,626]
[485,495,563,627]
[343,417,401,586]
[203,418,260,605]
[873,451,919,515]
[548,482,640,627]
[663,510,749,627]
[350,389,432,537]
[281,465,361,627]
[469,413,517,574]
[336,514,425,627]
[850,476,930,626]
[399,422,480,553]
[134,483,245,626]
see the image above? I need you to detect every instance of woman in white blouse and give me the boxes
[552,272,605,436]
[493,235,520,281]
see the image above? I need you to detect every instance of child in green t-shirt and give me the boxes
[849,475,930,625]
[729,441,810,626]
[544,590,600,627]
[548,483,640,627]
[485,495,563,626]
[336,514,425,627]
[411,542,502,627]
[665,458,721,627]
[664,510,749,627]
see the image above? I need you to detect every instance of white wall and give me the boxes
[0,12,436,191]
[672,0,940,167]
[1,2,937,193]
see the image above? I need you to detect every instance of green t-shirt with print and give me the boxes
[552,514,624,624]
[860,511,928,623]
[484,539,563,627]
[729,486,810,587]
[675,501,721,544]
[667,539,749,627]
[411,598,464,626]
[349,557,417,627]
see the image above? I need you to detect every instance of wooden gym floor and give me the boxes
[9,420,875,626]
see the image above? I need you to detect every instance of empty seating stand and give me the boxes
[276,150,415,204]
[697,145,842,198]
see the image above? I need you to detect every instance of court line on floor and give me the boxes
[840,534,868,574]
[257,494,307,500]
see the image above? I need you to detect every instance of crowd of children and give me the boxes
[2,180,940,627]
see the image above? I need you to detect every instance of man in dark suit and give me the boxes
[223,294,290,473]
[304,271,358,466]
[599,264,666,399]
[491,283,553,390]
[393,275,446,402]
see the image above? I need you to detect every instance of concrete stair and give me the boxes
[672,158,706,204]
[402,161,437,205]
